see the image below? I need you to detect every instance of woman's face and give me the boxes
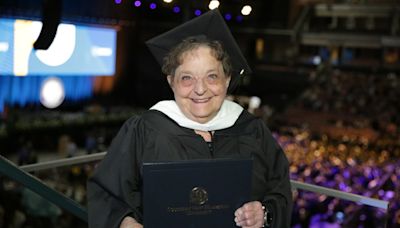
[167,46,231,124]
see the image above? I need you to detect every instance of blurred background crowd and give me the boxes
[1,0,399,227]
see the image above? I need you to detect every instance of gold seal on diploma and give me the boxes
[190,187,208,205]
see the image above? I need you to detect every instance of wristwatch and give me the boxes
[262,204,273,227]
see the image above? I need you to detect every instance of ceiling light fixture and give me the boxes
[134,1,141,7]
[241,5,252,16]
[173,6,180,13]
[194,9,202,16]
[208,0,220,10]
[149,3,157,10]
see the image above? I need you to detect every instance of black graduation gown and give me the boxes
[87,109,292,228]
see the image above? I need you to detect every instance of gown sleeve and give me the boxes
[87,117,144,228]
[260,121,293,228]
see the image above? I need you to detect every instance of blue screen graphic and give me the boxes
[0,19,116,76]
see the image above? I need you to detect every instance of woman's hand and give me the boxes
[234,201,265,228]
[120,216,143,228]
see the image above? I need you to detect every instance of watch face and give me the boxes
[263,205,272,226]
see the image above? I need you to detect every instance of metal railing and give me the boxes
[290,180,388,210]
[20,152,107,172]
[0,152,390,224]
[0,155,88,222]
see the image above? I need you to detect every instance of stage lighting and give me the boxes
[40,77,65,109]
[173,6,180,13]
[241,5,252,16]
[149,3,157,10]
[208,0,220,10]
[194,9,202,16]
[225,13,232,21]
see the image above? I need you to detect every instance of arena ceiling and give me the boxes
[0,0,291,29]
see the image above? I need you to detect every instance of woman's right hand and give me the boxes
[120,216,143,228]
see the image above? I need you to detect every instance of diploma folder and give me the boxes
[143,158,253,228]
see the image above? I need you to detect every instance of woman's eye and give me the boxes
[179,75,194,86]
[181,75,192,81]
[207,74,220,84]
[208,74,218,80]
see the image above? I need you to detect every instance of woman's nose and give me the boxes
[193,78,207,95]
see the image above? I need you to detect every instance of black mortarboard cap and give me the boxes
[146,9,252,93]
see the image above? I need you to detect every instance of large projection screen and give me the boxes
[0,19,116,76]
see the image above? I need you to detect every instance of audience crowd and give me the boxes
[278,68,400,227]
[299,69,399,136]
[277,126,399,227]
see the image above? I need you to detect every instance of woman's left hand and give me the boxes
[234,201,265,228]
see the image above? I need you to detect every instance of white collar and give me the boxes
[150,100,243,131]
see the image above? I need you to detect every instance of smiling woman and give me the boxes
[166,41,231,123]
[87,9,292,228]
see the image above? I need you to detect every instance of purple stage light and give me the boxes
[173,6,180,13]
[115,0,122,4]
[194,9,201,16]
[134,0,141,7]
[224,13,232,21]
[150,3,157,9]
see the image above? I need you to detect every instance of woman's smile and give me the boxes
[191,97,211,103]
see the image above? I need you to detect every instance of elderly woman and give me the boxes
[88,10,292,228]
